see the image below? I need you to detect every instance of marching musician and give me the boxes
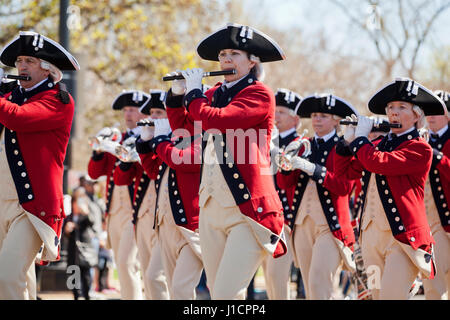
[112,90,170,299]
[352,116,390,222]
[135,103,204,299]
[261,88,303,300]
[277,94,358,299]
[87,90,147,299]
[422,90,450,300]
[334,78,446,299]
[0,31,79,299]
[170,23,287,300]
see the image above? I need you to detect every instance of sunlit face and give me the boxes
[275,106,299,132]
[15,55,50,89]
[218,49,255,82]
[426,114,449,133]
[385,101,418,134]
[150,108,167,119]
[123,106,146,129]
[311,112,338,137]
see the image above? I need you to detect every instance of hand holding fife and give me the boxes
[343,114,358,143]
[140,118,155,141]
[153,118,172,137]
[181,68,204,94]
[290,156,316,176]
[168,70,186,95]
[355,115,374,138]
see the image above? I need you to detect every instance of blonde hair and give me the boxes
[249,54,265,81]
[412,105,426,129]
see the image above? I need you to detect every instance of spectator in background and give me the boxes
[63,187,98,300]
[78,174,105,293]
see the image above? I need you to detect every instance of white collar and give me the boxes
[20,78,48,92]
[279,127,297,138]
[314,129,336,142]
[222,73,249,89]
[429,124,448,138]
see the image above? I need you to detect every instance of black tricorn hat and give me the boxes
[112,90,150,110]
[295,93,358,119]
[275,88,303,112]
[0,31,80,71]
[139,90,166,115]
[368,78,446,116]
[196,23,285,63]
[434,90,450,112]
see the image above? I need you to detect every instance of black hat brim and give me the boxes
[0,31,79,71]
[112,91,150,110]
[139,90,166,115]
[275,88,303,112]
[368,79,446,116]
[296,94,358,119]
[197,23,285,63]
[434,90,450,112]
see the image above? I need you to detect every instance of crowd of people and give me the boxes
[0,24,448,301]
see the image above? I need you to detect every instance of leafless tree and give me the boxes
[328,0,450,79]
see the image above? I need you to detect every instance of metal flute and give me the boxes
[339,120,402,129]
[162,69,236,81]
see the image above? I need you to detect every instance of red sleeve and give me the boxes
[140,152,163,180]
[334,144,366,181]
[155,139,202,173]
[323,168,356,196]
[0,92,74,132]
[167,106,196,134]
[276,169,300,190]
[188,85,273,132]
[113,162,138,186]
[356,140,432,176]
[87,152,116,179]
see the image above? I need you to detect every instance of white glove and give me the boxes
[0,68,4,81]
[343,114,358,143]
[153,118,172,137]
[168,70,186,95]
[181,68,204,94]
[290,156,316,175]
[140,118,155,141]
[96,127,115,139]
[355,115,374,138]
[284,139,303,155]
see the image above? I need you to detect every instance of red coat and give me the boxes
[428,127,450,233]
[182,74,286,257]
[136,135,201,232]
[334,132,434,250]
[87,132,134,216]
[273,130,299,227]
[276,135,356,248]
[0,80,74,260]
